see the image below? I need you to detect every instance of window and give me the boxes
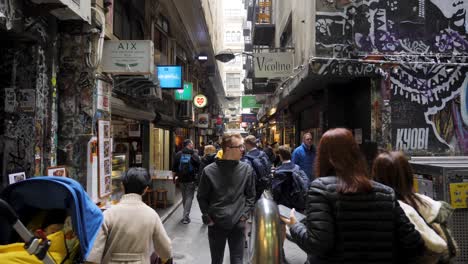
[113,0,144,40]
[225,8,241,17]
[157,16,170,33]
[226,73,241,91]
[225,31,231,42]
[227,56,242,66]
[154,27,168,54]
[225,31,241,43]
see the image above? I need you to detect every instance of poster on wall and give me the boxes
[4,88,16,113]
[197,114,209,128]
[97,80,111,112]
[17,89,35,112]
[128,123,140,137]
[98,120,112,198]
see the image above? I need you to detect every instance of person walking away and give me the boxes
[197,133,256,264]
[198,142,205,157]
[264,142,276,164]
[172,139,200,224]
[87,167,172,264]
[373,151,458,264]
[281,128,424,264]
[241,135,272,199]
[272,145,309,212]
[198,144,217,184]
[291,132,316,181]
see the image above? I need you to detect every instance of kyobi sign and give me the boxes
[254,52,293,78]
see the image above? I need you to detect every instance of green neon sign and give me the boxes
[175,82,193,101]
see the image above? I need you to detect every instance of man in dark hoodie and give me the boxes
[172,139,200,224]
[197,133,255,264]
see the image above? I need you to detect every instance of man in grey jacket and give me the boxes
[197,133,256,264]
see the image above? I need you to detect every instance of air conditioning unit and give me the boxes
[30,0,91,23]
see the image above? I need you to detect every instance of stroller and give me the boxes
[0,176,103,264]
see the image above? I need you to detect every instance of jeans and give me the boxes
[180,182,196,220]
[208,221,245,264]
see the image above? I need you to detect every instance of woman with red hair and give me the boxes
[281,128,424,263]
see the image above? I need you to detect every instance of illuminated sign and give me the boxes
[157,66,183,89]
[175,82,193,101]
[193,94,208,108]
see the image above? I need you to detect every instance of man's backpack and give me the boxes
[272,167,308,211]
[178,153,193,176]
[245,153,271,196]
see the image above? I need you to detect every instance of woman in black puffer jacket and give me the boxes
[281,128,424,264]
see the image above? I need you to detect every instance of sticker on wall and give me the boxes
[193,94,208,108]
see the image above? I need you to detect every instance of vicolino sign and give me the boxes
[254,52,293,78]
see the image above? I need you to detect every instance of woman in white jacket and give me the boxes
[372,151,457,264]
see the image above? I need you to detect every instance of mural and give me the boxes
[315,0,468,155]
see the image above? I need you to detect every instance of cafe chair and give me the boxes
[154,188,168,209]
[143,188,154,207]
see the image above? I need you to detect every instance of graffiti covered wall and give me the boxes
[0,9,56,187]
[315,0,468,155]
[58,30,96,185]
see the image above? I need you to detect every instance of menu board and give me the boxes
[98,120,112,198]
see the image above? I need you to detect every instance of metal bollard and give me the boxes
[250,197,282,264]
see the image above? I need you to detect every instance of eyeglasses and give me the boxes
[229,145,245,150]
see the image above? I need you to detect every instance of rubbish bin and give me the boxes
[409,156,468,264]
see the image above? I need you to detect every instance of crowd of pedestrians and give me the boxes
[85,128,458,264]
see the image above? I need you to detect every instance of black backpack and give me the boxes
[272,168,307,211]
[244,153,272,197]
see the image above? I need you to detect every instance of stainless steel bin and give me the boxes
[409,156,468,264]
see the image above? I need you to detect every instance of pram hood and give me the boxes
[1,176,103,259]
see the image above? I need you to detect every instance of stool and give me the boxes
[154,188,168,209]
[143,188,154,207]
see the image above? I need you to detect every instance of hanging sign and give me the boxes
[241,96,262,108]
[197,113,209,128]
[175,82,193,101]
[102,40,154,74]
[254,52,294,78]
[193,94,208,108]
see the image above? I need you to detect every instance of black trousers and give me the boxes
[208,221,245,264]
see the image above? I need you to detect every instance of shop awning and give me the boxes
[111,97,156,121]
[154,111,188,129]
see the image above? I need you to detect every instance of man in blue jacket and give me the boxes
[292,132,316,180]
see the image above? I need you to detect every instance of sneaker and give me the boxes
[181,218,191,224]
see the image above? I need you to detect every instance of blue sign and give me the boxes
[157,66,182,89]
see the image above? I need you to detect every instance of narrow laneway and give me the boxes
[163,195,307,263]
